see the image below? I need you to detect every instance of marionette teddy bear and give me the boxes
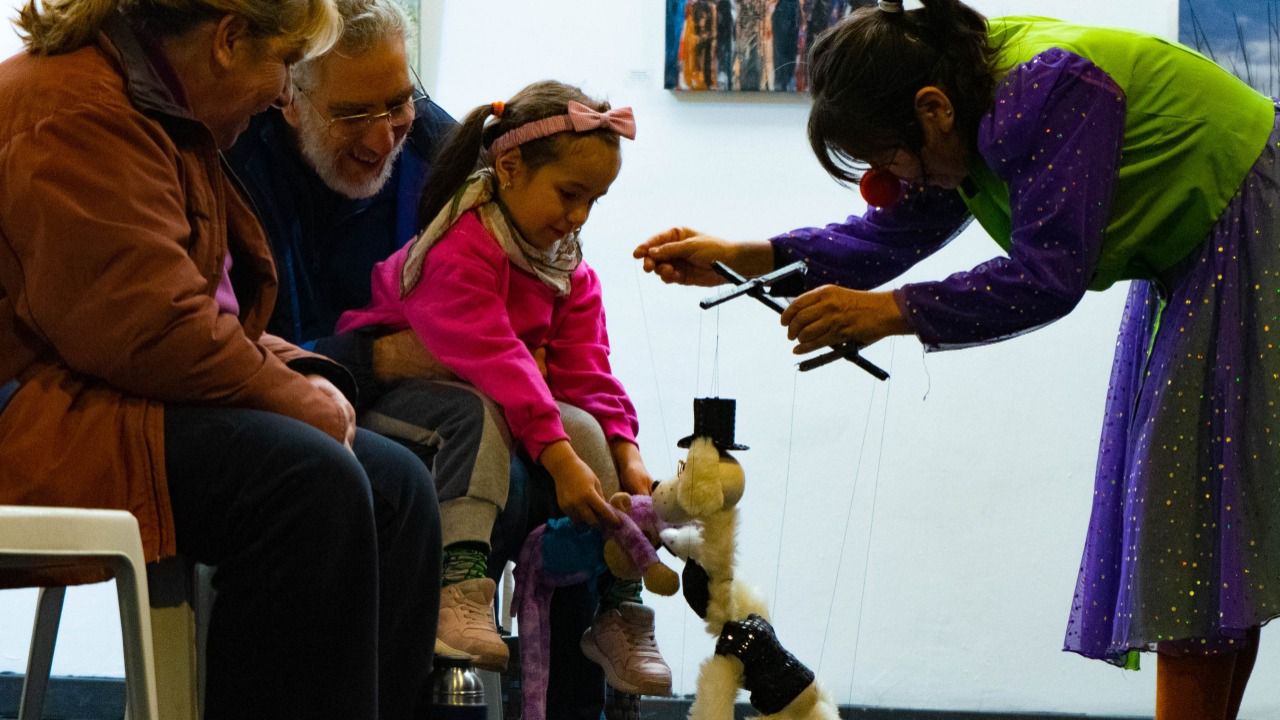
[653,398,839,720]
[512,490,680,720]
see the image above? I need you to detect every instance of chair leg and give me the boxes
[147,554,201,720]
[19,586,66,720]
[478,669,504,720]
[114,559,159,720]
[192,562,216,715]
[150,603,199,720]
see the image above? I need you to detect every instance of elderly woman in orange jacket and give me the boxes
[0,1,442,718]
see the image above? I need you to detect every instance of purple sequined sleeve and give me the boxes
[897,49,1126,350]
[770,184,972,293]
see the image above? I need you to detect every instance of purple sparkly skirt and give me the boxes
[1064,112,1280,664]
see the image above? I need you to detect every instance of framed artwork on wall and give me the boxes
[1180,0,1280,96]
[404,0,421,73]
[664,0,876,92]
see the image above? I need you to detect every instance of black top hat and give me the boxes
[676,397,749,451]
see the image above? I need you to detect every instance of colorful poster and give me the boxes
[664,0,876,91]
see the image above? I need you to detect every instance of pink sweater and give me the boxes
[337,211,639,459]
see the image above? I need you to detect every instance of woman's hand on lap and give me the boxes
[306,374,357,450]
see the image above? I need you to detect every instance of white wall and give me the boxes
[1,0,1276,717]
[0,5,17,58]
[425,0,1276,716]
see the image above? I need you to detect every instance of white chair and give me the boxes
[0,505,159,720]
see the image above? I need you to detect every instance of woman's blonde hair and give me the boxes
[16,0,342,58]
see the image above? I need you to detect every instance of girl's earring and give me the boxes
[502,181,512,190]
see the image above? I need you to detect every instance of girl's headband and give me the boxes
[488,101,637,156]
[877,0,904,12]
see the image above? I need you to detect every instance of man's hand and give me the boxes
[532,346,548,379]
[372,330,457,383]
[306,374,356,449]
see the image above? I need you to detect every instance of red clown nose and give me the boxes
[860,169,903,208]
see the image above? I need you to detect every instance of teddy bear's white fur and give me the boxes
[653,438,839,720]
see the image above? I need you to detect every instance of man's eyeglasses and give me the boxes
[295,82,427,140]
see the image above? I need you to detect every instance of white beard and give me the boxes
[295,108,405,200]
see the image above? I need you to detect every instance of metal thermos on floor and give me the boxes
[428,656,487,719]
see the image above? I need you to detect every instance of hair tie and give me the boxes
[491,100,506,118]
[877,0,904,12]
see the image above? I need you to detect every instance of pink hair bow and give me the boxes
[566,101,637,140]
[489,101,639,156]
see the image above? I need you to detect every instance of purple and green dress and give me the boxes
[772,16,1280,665]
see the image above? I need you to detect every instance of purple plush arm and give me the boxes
[610,495,662,572]
[513,525,595,720]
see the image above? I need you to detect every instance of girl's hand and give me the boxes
[541,440,620,528]
[610,440,653,497]
[633,227,774,287]
[779,287,913,354]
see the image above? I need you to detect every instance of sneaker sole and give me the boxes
[434,638,472,660]
[579,633,672,697]
[436,634,510,672]
[471,650,509,673]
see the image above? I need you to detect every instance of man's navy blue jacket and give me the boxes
[224,98,454,399]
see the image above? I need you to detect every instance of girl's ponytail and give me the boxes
[417,103,495,229]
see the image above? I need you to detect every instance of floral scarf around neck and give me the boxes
[400,169,583,298]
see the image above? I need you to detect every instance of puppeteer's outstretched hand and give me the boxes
[633,227,774,287]
[779,285,913,353]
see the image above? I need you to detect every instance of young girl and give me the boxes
[636,1,1277,718]
[337,80,672,697]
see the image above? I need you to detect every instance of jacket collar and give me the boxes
[97,12,199,124]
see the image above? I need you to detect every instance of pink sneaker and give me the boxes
[580,602,672,696]
[437,578,509,671]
